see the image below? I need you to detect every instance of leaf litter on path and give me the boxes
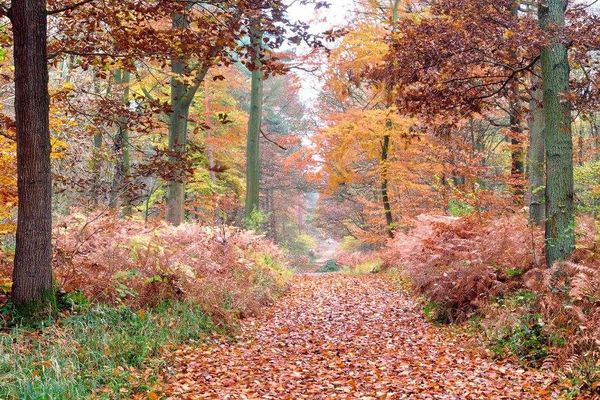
[163,274,565,399]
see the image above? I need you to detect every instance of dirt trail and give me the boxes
[164,274,560,399]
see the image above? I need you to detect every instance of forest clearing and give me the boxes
[1,0,600,398]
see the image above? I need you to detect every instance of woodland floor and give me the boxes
[162,274,563,399]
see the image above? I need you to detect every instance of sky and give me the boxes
[287,0,355,103]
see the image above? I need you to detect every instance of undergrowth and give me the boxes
[342,213,600,396]
[0,301,217,399]
[0,212,291,399]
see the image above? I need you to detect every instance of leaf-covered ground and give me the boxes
[163,274,563,399]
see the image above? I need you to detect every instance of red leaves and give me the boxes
[161,275,558,399]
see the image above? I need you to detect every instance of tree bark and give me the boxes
[527,71,545,225]
[109,69,131,215]
[10,0,54,309]
[204,79,217,184]
[380,134,394,238]
[244,25,264,221]
[539,0,575,267]
[167,12,190,226]
[379,0,402,239]
[509,91,525,201]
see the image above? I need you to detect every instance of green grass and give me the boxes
[0,301,217,399]
[343,259,383,275]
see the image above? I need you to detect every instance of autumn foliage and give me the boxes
[1,212,290,325]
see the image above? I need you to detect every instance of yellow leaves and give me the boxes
[51,137,68,159]
[325,22,388,100]
[315,107,423,195]
[503,29,514,40]
[62,81,75,92]
[0,135,16,233]
[0,277,11,294]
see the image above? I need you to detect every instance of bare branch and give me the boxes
[260,129,288,150]
[47,0,95,15]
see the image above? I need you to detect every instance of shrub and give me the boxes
[380,212,600,393]
[488,312,549,364]
[1,212,290,325]
[382,213,542,322]
[316,259,339,273]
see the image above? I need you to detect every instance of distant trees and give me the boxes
[380,0,598,266]
[2,0,330,313]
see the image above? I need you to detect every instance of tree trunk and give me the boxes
[10,0,54,310]
[379,0,402,239]
[527,71,545,225]
[90,72,105,205]
[509,94,525,201]
[539,0,575,267]
[109,69,131,215]
[380,134,394,238]
[509,4,525,202]
[244,25,264,221]
[167,12,190,226]
[204,79,217,184]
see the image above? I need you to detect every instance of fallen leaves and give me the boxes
[162,274,565,399]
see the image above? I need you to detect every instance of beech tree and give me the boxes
[244,23,264,222]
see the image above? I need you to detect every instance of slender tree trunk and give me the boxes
[109,69,131,215]
[539,0,575,267]
[10,0,54,310]
[167,12,190,226]
[527,71,545,225]
[380,134,394,238]
[379,0,402,239]
[509,3,525,202]
[509,92,525,201]
[90,73,106,205]
[244,25,264,221]
[577,126,584,166]
[204,79,217,184]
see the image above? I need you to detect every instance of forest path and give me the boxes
[163,274,559,399]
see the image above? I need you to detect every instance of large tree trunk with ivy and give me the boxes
[109,69,132,215]
[528,71,545,226]
[244,26,264,222]
[539,0,575,267]
[10,0,54,310]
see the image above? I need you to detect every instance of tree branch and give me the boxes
[47,0,95,15]
[260,129,288,150]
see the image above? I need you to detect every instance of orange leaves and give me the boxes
[161,274,559,399]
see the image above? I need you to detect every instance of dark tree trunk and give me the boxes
[10,0,54,309]
[166,12,189,226]
[380,134,394,238]
[509,96,525,202]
